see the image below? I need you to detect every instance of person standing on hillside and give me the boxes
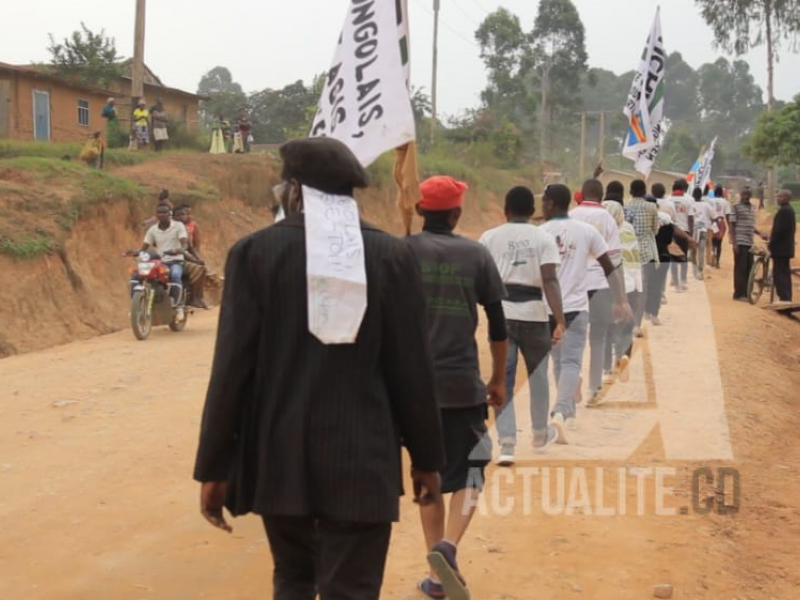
[193,137,445,600]
[406,175,507,600]
[769,189,797,302]
[132,100,150,150]
[236,108,253,153]
[669,179,693,292]
[570,179,623,402]
[480,186,565,465]
[730,186,765,301]
[540,184,632,437]
[150,99,169,152]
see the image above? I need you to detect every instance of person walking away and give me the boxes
[193,137,445,600]
[652,182,676,221]
[625,180,660,330]
[479,186,566,465]
[651,211,697,325]
[406,175,507,600]
[137,204,188,320]
[603,180,625,204]
[173,205,208,309]
[769,189,797,302]
[570,179,623,402]
[730,186,764,301]
[710,185,731,268]
[691,187,715,280]
[540,184,632,439]
[669,179,694,291]
[602,201,641,383]
[132,100,150,150]
[150,100,169,151]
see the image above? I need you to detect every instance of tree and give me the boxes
[696,58,765,142]
[530,0,589,166]
[475,8,531,119]
[745,94,800,166]
[248,79,319,143]
[197,67,247,128]
[47,23,123,89]
[695,0,800,109]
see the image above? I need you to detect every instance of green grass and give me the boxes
[791,200,800,222]
[0,233,58,258]
[0,140,152,168]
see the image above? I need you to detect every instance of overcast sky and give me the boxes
[3,0,799,119]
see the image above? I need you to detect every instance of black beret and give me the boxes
[279,137,369,194]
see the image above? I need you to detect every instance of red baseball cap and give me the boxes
[418,176,469,211]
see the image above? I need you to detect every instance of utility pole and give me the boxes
[131,0,146,115]
[579,111,587,181]
[430,0,440,144]
[598,110,605,165]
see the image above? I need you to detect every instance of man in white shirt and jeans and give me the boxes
[480,187,567,464]
[136,204,189,318]
[669,179,694,291]
[540,184,632,443]
[569,179,623,403]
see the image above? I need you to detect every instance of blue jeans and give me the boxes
[551,311,589,419]
[167,261,183,304]
[495,320,551,450]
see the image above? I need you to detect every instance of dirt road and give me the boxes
[2,258,800,600]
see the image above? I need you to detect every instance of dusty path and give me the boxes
[1,256,800,600]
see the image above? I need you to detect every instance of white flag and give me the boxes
[623,8,666,178]
[697,136,718,191]
[310,0,416,167]
[304,0,415,344]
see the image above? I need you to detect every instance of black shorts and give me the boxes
[440,405,491,494]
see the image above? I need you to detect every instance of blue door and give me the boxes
[33,90,50,141]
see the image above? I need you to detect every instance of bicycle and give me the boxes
[747,245,775,305]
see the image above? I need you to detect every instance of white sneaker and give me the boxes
[533,426,558,451]
[550,412,568,444]
[565,417,577,431]
[602,371,615,385]
[496,453,515,467]
[175,307,185,321]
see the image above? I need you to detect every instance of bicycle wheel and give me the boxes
[748,257,767,304]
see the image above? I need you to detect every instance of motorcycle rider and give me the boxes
[134,203,189,319]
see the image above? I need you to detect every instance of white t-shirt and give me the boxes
[712,197,731,220]
[693,199,716,231]
[671,194,695,231]
[479,222,560,322]
[143,220,188,263]
[657,197,677,221]
[569,202,621,292]
[540,217,609,314]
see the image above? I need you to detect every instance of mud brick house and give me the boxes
[0,60,204,142]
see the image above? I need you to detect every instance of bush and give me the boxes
[166,118,210,152]
[781,182,800,198]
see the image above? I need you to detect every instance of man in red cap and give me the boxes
[406,175,508,600]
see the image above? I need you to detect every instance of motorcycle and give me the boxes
[124,250,192,340]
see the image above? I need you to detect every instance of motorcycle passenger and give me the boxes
[135,204,189,319]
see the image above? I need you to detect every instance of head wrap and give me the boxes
[418,176,468,211]
[279,137,368,194]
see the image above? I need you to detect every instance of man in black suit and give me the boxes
[770,189,797,302]
[193,137,445,600]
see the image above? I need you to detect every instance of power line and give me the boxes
[469,0,492,14]
[450,0,482,27]
[411,0,480,48]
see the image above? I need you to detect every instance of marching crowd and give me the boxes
[190,138,795,600]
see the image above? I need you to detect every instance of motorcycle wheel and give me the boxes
[169,310,188,332]
[131,290,152,340]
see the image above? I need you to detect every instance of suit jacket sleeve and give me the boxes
[193,237,262,482]
[770,208,793,254]
[381,242,445,473]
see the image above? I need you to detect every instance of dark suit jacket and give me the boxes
[193,213,445,523]
[769,204,796,258]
